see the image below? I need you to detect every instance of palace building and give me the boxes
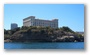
[23,16,58,28]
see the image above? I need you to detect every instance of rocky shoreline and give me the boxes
[4,26,84,43]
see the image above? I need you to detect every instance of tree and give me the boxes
[21,26,29,30]
[11,27,20,34]
[4,29,8,34]
[60,26,74,33]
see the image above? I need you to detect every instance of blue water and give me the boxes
[4,42,84,49]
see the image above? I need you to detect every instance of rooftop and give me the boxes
[23,16,58,21]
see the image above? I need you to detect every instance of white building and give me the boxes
[23,16,58,28]
[11,23,18,30]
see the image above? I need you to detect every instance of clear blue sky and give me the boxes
[4,4,84,32]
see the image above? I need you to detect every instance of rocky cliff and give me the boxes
[4,26,84,42]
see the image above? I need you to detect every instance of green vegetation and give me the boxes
[4,26,84,42]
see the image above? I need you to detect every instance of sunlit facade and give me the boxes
[23,16,58,28]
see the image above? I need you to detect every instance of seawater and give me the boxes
[4,42,84,49]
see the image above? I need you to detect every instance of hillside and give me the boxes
[4,26,84,42]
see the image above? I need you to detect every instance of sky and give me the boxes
[4,4,84,32]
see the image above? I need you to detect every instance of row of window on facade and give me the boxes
[32,23,57,28]
[24,20,57,25]
[24,21,57,28]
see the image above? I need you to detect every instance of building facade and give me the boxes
[23,16,58,28]
[11,23,18,30]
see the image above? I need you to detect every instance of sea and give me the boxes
[4,42,84,49]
